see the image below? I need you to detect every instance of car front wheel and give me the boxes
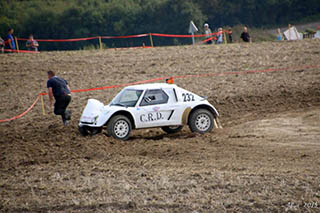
[188,109,214,134]
[78,125,102,136]
[107,115,132,140]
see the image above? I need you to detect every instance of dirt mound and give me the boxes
[1,40,320,212]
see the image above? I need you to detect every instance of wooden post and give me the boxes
[40,95,46,115]
[14,36,19,52]
[99,36,102,50]
[223,32,227,44]
[149,33,154,47]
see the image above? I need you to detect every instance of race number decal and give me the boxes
[182,93,195,102]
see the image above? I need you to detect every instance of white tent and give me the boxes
[314,31,320,39]
[284,27,303,40]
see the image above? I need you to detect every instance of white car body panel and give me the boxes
[79,83,219,129]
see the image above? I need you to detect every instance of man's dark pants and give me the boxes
[54,95,71,122]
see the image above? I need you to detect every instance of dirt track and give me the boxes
[1,40,320,212]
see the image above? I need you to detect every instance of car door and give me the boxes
[134,89,176,128]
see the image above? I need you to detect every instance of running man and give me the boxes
[47,71,72,125]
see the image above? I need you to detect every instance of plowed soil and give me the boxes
[1,40,320,212]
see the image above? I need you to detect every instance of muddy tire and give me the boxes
[161,126,183,134]
[188,109,214,134]
[107,115,132,140]
[78,125,101,136]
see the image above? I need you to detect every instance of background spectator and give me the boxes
[216,28,223,44]
[5,28,16,51]
[240,26,251,43]
[26,34,39,51]
[228,28,233,43]
[276,28,283,41]
[204,23,213,44]
[0,37,4,53]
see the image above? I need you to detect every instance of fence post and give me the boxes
[99,36,102,50]
[40,95,46,115]
[149,33,154,47]
[14,37,19,52]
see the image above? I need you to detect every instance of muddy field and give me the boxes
[1,40,320,212]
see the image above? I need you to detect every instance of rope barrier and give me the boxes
[14,31,227,51]
[1,64,319,123]
[151,32,220,38]
[0,95,40,123]
[201,36,217,43]
[101,34,149,39]
[16,31,226,42]
[3,49,40,53]
[17,36,99,42]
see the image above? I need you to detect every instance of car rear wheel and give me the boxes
[78,125,101,136]
[188,109,214,134]
[107,115,132,140]
[161,126,183,134]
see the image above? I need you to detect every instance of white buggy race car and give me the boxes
[78,83,220,140]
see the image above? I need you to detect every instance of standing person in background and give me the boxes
[240,26,251,43]
[26,34,39,51]
[216,28,223,44]
[47,71,72,125]
[276,28,283,41]
[204,23,213,44]
[0,37,4,53]
[5,28,16,51]
[228,28,233,43]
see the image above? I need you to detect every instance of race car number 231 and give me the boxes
[182,93,195,102]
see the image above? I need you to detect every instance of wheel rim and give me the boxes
[114,120,129,138]
[195,113,211,131]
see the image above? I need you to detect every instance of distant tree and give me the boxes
[0,0,319,50]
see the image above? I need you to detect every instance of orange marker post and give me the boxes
[40,95,46,115]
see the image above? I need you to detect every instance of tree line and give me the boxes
[1,0,319,50]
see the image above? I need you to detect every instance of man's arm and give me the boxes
[48,87,54,106]
[67,85,72,94]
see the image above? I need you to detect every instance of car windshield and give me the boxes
[110,89,143,107]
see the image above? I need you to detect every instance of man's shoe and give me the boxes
[65,110,72,120]
[63,120,69,126]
